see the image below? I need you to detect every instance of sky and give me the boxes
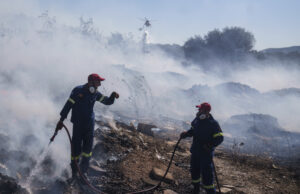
[17,0,299,50]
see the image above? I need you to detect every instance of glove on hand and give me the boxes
[56,120,64,131]
[111,91,119,99]
[180,131,188,139]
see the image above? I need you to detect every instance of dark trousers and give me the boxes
[191,151,216,194]
[71,120,94,174]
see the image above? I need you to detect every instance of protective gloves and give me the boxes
[55,120,64,131]
[180,131,188,139]
[111,91,119,99]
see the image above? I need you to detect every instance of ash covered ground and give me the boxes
[0,116,299,194]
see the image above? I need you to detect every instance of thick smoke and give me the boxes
[0,4,300,189]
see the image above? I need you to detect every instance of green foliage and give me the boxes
[183,27,255,64]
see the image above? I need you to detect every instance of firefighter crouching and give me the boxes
[56,73,119,179]
[180,102,224,194]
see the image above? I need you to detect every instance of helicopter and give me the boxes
[144,18,151,27]
[139,17,154,31]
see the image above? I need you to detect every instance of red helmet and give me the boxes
[88,73,105,82]
[196,102,211,112]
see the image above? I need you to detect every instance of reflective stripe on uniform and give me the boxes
[192,177,201,183]
[213,132,223,138]
[71,155,80,160]
[68,98,75,104]
[203,184,215,189]
[98,95,105,102]
[82,152,92,158]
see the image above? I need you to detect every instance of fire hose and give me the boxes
[126,137,182,194]
[50,124,183,194]
[50,124,221,194]
[50,124,106,194]
[213,159,221,193]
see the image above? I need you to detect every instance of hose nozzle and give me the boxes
[49,129,59,145]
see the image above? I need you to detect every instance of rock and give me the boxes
[137,123,156,137]
[155,153,165,160]
[272,164,279,169]
[163,189,178,194]
[266,185,274,189]
[150,167,174,184]
[90,159,101,167]
[107,156,119,164]
[220,187,233,193]
[166,141,176,147]
[88,165,106,176]
[222,184,235,189]
[142,177,159,186]
[174,150,190,157]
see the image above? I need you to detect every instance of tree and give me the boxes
[183,35,207,62]
[183,27,256,64]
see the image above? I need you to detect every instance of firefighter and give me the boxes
[55,73,119,179]
[180,102,223,194]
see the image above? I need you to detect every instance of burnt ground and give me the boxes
[1,120,299,194]
[64,121,299,194]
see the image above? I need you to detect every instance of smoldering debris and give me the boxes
[0,117,299,193]
[0,173,28,194]
[0,132,68,193]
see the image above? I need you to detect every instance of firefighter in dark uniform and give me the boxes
[56,73,119,178]
[180,102,223,194]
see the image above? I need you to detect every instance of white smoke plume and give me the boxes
[0,1,300,188]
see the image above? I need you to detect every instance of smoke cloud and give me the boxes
[0,2,299,189]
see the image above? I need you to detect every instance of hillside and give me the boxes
[261,46,300,54]
[0,119,299,194]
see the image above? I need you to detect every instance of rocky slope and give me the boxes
[0,120,299,194]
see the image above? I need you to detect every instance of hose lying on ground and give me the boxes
[212,159,221,193]
[62,124,106,194]
[126,137,182,194]
[50,124,183,194]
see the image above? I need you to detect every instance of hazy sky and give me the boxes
[1,0,299,50]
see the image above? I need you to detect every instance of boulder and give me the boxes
[163,189,178,194]
[88,165,107,177]
[150,167,174,184]
[220,187,233,193]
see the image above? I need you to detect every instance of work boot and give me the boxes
[205,188,216,194]
[192,183,200,194]
[80,157,90,174]
[71,159,79,175]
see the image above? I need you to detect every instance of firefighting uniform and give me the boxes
[60,84,115,174]
[185,114,223,194]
